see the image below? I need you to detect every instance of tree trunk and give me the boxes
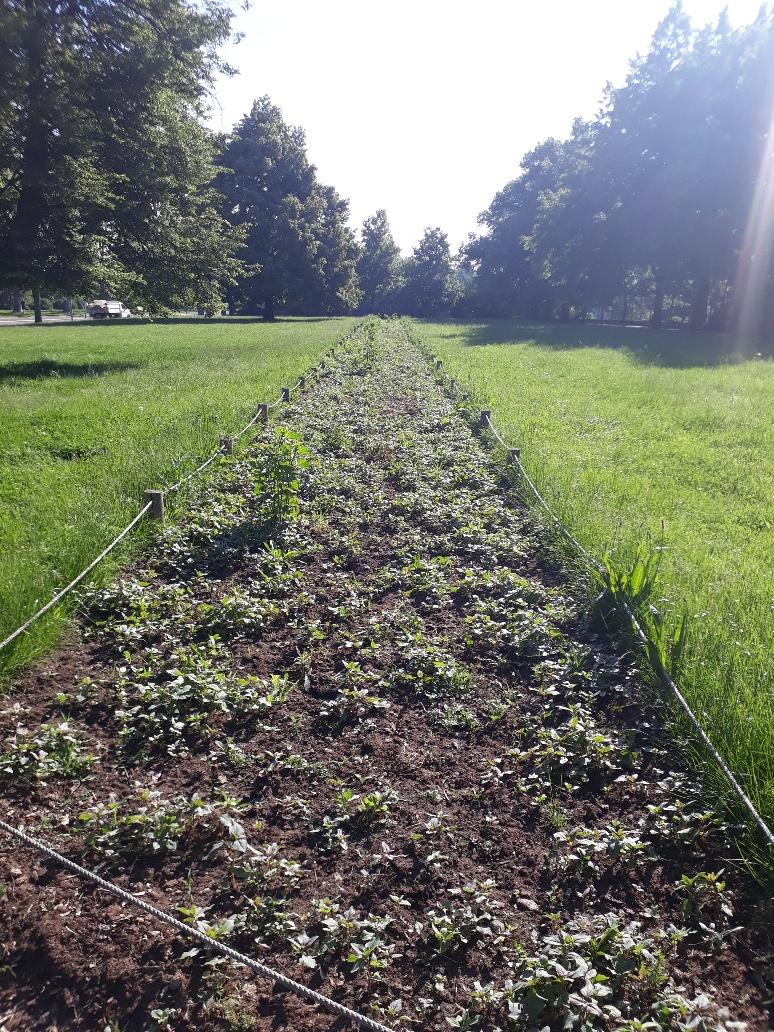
[32,284,42,324]
[12,287,23,314]
[559,301,570,323]
[690,275,710,331]
[263,295,275,322]
[651,273,664,329]
[9,2,49,288]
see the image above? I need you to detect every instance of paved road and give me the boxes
[0,315,89,327]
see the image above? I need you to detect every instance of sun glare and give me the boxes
[736,106,774,350]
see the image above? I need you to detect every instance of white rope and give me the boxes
[0,357,325,653]
[233,409,263,441]
[0,502,153,654]
[618,604,774,849]
[0,819,395,1032]
[167,446,225,493]
[439,359,774,849]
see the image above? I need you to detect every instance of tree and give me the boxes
[305,185,362,314]
[218,97,318,319]
[466,4,774,336]
[357,210,402,312]
[401,227,459,317]
[218,97,363,318]
[0,0,242,322]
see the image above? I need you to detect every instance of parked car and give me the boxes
[87,299,132,319]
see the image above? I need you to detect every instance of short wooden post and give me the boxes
[220,435,233,455]
[450,378,457,392]
[435,358,442,370]
[281,386,291,403]
[258,403,268,424]
[479,409,491,428]
[143,489,165,522]
[507,447,521,464]
[320,359,326,370]
[299,375,306,390]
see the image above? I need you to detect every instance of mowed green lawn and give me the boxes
[0,316,356,673]
[418,319,774,831]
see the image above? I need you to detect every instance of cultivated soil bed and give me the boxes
[1,320,772,1031]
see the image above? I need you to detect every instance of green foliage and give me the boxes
[604,546,689,678]
[76,791,215,858]
[0,317,354,674]
[0,721,95,780]
[217,97,360,318]
[0,0,242,315]
[357,210,403,312]
[423,317,774,835]
[264,429,309,526]
[401,227,460,317]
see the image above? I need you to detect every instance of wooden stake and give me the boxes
[479,409,491,428]
[143,489,165,522]
[507,447,521,464]
[281,386,291,403]
[299,375,306,390]
[220,436,233,455]
[258,403,268,424]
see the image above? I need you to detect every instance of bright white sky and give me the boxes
[209,0,764,253]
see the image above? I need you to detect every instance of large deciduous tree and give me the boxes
[464,4,774,342]
[218,97,361,319]
[0,0,243,321]
[357,210,403,312]
[401,227,459,317]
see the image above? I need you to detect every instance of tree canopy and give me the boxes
[464,4,774,340]
[0,0,243,320]
[357,210,403,312]
[401,227,459,317]
[217,97,361,319]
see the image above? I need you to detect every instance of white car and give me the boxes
[88,299,132,319]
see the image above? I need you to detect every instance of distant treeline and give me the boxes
[459,4,774,339]
[2,2,773,338]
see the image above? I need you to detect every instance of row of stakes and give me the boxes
[433,358,521,465]
[140,353,334,524]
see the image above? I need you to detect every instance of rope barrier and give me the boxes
[0,819,396,1032]
[167,445,226,494]
[233,409,263,442]
[437,356,774,850]
[618,604,774,849]
[0,502,153,654]
[0,350,325,657]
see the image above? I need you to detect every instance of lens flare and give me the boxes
[735,107,774,350]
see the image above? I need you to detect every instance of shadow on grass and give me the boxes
[0,358,142,381]
[424,319,772,369]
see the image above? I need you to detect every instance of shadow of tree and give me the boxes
[0,359,142,381]
[422,319,771,369]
